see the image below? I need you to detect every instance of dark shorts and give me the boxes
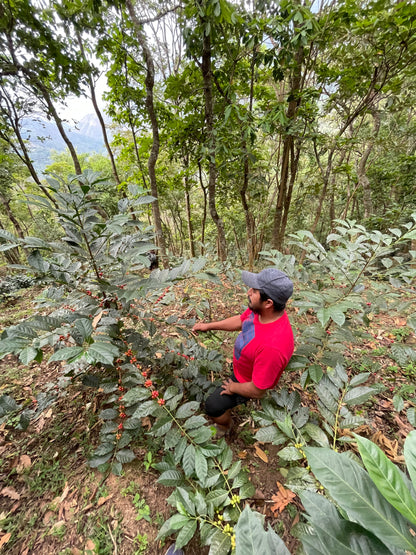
[204,372,249,417]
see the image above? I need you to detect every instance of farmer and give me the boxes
[192,268,294,435]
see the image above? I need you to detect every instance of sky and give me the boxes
[58,74,108,122]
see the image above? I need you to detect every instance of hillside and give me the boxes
[21,114,110,171]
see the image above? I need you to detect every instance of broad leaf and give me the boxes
[175,519,197,550]
[87,342,119,365]
[355,434,416,525]
[49,346,84,362]
[300,490,395,555]
[404,431,416,491]
[235,505,290,554]
[343,386,375,406]
[305,447,416,552]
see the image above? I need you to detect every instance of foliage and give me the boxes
[298,432,416,554]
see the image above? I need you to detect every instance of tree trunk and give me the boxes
[36,81,83,175]
[126,0,168,266]
[0,86,58,207]
[272,45,304,250]
[183,159,195,257]
[200,19,227,261]
[0,193,25,240]
[76,31,121,186]
[198,160,207,256]
[357,107,380,218]
[240,46,258,269]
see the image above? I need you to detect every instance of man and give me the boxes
[192,268,294,435]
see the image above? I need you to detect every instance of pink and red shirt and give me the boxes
[233,308,294,390]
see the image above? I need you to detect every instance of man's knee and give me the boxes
[205,392,225,418]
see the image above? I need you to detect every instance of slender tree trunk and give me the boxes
[0,87,58,207]
[272,45,304,249]
[240,46,257,269]
[357,107,380,218]
[36,81,83,175]
[200,18,227,261]
[0,193,25,239]
[76,31,121,186]
[126,0,168,265]
[183,158,195,257]
[198,160,207,256]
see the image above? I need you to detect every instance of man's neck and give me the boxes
[258,309,284,324]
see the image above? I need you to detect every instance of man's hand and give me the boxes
[221,378,266,399]
[220,378,234,395]
[192,322,210,333]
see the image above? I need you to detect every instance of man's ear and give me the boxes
[265,298,274,309]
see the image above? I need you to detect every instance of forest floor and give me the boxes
[0,278,415,554]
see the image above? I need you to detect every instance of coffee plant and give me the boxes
[1,175,416,554]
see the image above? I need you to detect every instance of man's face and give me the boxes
[247,288,265,314]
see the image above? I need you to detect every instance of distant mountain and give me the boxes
[21,114,111,171]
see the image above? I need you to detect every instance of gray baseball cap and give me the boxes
[241,268,293,305]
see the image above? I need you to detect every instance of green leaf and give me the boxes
[188,426,213,444]
[404,431,416,491]
[87,342,119,365]
[255,426,287,445]
[98,408,118,420]
[176,487,196,516]
[343,386,375,406]
[209,529,231,554]
[184,415,207,429]
[349,373,371,387]
[305,446,416,552]
[183,444,195,477]
[235,505,290,554]
[132,400,157,418]
[205,489,229,508]
[89,453,112,468]
[407,408,416,428]
[278,446,303,462]
[228,460,242,480]
[355,434,416,525]
[115,449,136,464]
[239,481,255,499]
[19,346,39,365]
[111,461,123,476]
[158,469,183,486]
[49,346,84,362]
[309,364,323,383]
[175,519,197,550]
[300,490,395,555]
[393,395,404,412]
[303,423,330,447]
[74,318,93,340]
[175,401,200,419]
[122,387,149,406]
[195,447,208,484]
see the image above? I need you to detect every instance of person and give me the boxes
[192,268,294,435]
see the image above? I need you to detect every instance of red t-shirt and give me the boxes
[233,308,294,390]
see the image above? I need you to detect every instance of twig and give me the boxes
[108,523,118,555]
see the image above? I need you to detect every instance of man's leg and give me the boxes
[212,409,232,431]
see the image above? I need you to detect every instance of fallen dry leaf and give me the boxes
[238,450,248,459]
[85,538,96,552]
[44,408,53,418]
[141,416,152,430]
[0,533,11,548]
[270,481,296,514]
[254,444,268,463]
[92,311,104,329]
[0,487,20,500]
[97,494,113,508]
[16,455,31,473]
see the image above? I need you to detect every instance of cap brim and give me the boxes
[241,271,260,289]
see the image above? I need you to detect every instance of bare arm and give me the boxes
[221,378,266,399]
[192,315,242,333]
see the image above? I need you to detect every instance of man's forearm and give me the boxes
[228,380,266,399]
[194,315,242,332]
